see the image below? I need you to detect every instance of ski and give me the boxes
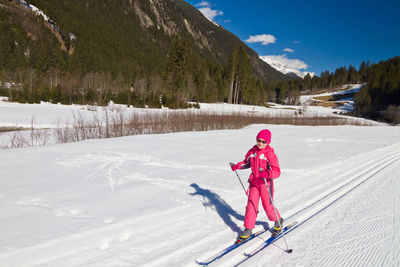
[196,230,264,266]
[243,221,298,258]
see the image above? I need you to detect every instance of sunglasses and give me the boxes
[257,139,268,144]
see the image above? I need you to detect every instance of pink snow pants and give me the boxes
[244,182,281,229]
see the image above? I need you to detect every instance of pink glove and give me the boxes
[230,162,240,171]
[261,170,270,178]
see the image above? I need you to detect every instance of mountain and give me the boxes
[260,55,315,78]
[0,0,290,93]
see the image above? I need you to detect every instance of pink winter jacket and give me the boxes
[236,145,281,187]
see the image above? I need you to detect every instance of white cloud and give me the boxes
[194,1,223,21]
[284,48,294,53]
[198,7,223,21]
[293,40,300,44]
[245,34,276,45]
[195,1,211,7]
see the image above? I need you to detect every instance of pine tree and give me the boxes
[237,46,254,104]
[354,85,372,116]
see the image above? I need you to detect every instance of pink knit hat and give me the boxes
[256,129,271,144]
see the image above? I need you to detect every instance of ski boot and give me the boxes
[272,218,284,237]
[235,228,252,244]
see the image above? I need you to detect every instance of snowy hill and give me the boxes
[259,55,315,78]
[0,124,399,266]
[300,83,363,112]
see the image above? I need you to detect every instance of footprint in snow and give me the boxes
[16,197,41,206]
[103,217,115,224]
[118,231,133,242]
[98,238,112,250]
[16,198,86,217]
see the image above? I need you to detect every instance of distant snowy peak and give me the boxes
[260,55,315,79]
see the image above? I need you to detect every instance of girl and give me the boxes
[231,129,283,242]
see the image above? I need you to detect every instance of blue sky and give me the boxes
[184,0,400,76]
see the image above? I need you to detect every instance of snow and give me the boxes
[29,4,49,21]
[300,84,363,113]
[0,93,399,266]
[259,55,315,78]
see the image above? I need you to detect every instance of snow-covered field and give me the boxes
[1,122,400,266]
[1,88,399,266]
[299,83,363,112]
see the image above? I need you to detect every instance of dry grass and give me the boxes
[52,110,373,144]
[0,126,27,133]
[0,128,50,149]
[315,102,342,108]
[1,109,375,149]
[313,95,334,102]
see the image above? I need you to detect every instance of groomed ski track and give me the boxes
[194,143,400,266]
[0,127,399,266]
[230,143,400,266]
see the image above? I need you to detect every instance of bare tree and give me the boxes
[26,69,37,96]
[62,73,79,104]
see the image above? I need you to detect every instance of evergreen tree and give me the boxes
[163,36,193,107]
[237,46,255,104]
[354,85,372,116]
[359,61,368,82]
[348,65,359,83]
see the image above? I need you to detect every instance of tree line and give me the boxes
[1,34,399,123]
[1,0,399,123]
[354,57,400,123]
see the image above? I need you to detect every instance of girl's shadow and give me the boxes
[189,183,269,235]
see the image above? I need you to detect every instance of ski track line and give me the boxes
[286,148,400,222]
[231,146,400,266]
[311,161,399,267]
[239,162,398,266]
[307,157,398,266]
[308,142,400,180]
[195,144,400,266]
[282,146,400,219]
[146,145,400,267]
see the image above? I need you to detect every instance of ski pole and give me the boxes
[263,175,293,253]
[229,163,248,196]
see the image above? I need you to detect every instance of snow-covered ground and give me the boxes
[1,89,399,266]
[1,123,400,266]
[299,84,362,112]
